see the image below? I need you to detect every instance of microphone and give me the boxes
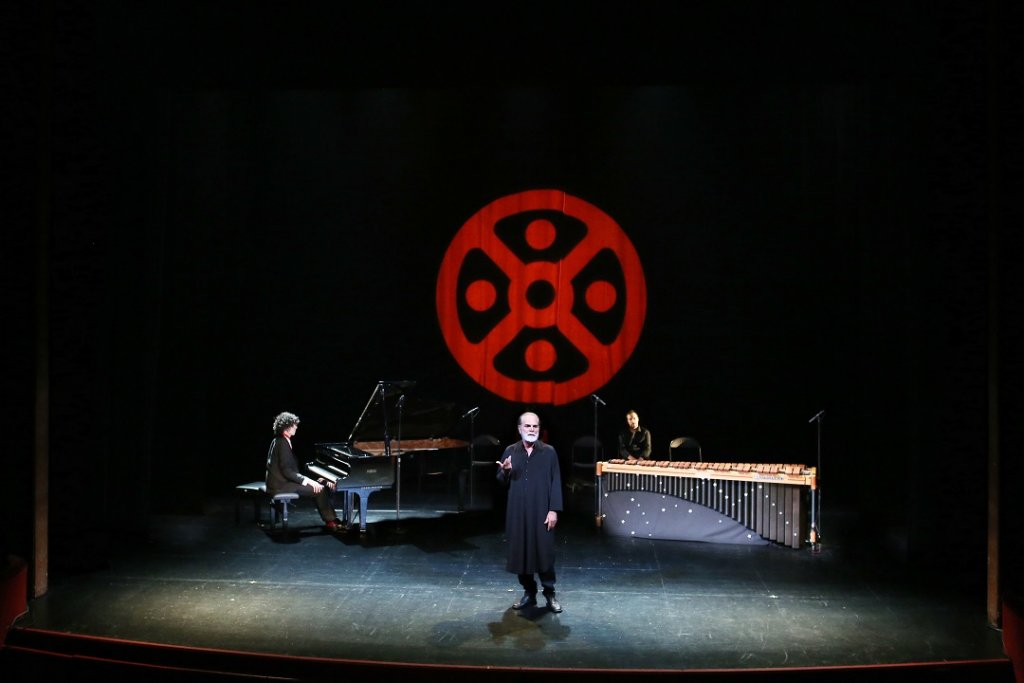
[397,394,406,407]
[461,406,480,419]
[591,394,606,406]
[808,410,824,423]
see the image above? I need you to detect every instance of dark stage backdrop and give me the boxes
[5,2,1020,593]
[98,86,983,557]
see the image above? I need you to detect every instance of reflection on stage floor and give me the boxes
[2,486,1013,682]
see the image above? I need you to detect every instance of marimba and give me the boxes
[596,460,818,548]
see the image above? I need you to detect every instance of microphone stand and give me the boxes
[464,408,478,511]
[591,394,605,515]
[808,410,824,552]
[394,393,405,532]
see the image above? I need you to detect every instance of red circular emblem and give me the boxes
[436,190,647,405]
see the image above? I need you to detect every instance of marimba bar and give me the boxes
[596,460,818,548]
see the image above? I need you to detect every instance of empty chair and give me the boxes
[569,435,603,492]
[467,433,503,508]
[669,436,702,462]
[472,432,502,453]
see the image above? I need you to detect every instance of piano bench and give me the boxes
[234,482,299,531]
[267,492,300,531]
[235,481,267,524]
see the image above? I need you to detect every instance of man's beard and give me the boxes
[522,433,538,444]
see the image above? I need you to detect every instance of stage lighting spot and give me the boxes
[585,280,617,313]
[525,218,557,250]
[466,280,497,311]
[524,339,556,372]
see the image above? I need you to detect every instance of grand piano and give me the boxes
[306,381,470,532]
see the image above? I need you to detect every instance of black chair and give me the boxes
[669,436,702,462]
[569,435,603,493]
[467,433,502,509]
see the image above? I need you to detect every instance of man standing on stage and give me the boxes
[496,411,564,613]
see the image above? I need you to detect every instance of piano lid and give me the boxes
[346,381,468,445]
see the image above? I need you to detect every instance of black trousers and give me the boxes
[518,570,556,596]
[270,482,337,522]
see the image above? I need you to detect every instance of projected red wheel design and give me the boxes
[436,189,647,405]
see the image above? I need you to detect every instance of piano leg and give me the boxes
[338,487,385,532]
[356,490,370,532]
[341,491,355,530]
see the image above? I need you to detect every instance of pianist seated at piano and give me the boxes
[265,412,345,533]
[618,409,652,461]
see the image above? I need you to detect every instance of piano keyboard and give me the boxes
[307,463,349,483]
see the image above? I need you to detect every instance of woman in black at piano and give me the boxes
[618,409,652,461]
[265,412,344,532]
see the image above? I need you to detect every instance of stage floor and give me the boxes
[6,485,1011,678]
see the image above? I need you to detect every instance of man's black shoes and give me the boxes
[513,593,537,610]
[546,596,562,613]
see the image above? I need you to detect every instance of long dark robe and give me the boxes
[497,439,563,574]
